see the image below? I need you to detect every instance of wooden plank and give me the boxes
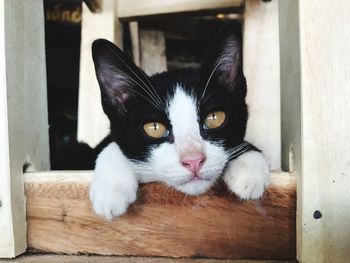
[281,0,350,261]
[25,171,296,259]
[278,0,301,174]
[0,3,13,257]
[140,30,167,75]
[129,22,141,67]
[296,1,350,262]
[118,0,244,20]
[77,0,122,148]
[278,2,302,260]
[0,0,49,258]
[243,0,281,171]
[0,254,297,263]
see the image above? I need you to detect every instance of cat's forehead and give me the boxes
[167,85,198,117]
[131,69,232,118]
[131,83,199,121]
[149,69,202,98]
[167,86,199,131]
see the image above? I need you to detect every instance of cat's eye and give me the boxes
[203,111,226,130]
[143,122,168,139]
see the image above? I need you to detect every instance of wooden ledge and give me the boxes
[117,0,244,21]
[25,171,296,259]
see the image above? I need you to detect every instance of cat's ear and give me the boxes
[201,22,246,97]
[92,39,145,116]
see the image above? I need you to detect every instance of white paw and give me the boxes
[90,181,137,220]
[224,151,270,200]
[89,142,138,220]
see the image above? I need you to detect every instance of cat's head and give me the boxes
[92,23,248,195]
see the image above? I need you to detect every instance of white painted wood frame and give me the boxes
[0,0,49,258]
[280,0,350,262]
[244,0,281,170]
[77,0,122,148]
[117,0,244,20]
[2,0,349,260]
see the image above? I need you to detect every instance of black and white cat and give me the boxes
[89,23,270,220]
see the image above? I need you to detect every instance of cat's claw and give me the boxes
[224,151,270,200]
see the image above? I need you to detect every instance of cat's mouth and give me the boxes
[182,175,211,185]
[174,175,214,196]
[189,176,201,182]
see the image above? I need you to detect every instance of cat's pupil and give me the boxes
[203,111,226,130]
[143,121,168,139]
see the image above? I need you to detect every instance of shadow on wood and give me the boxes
[25,172,295,259]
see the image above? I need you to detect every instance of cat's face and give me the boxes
[92,23,248,195]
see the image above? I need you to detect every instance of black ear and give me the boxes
[201,22,246,97]
[92,39,147,116]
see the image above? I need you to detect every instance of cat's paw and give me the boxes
[90,180,137,220]
[224,151,270,200]
[89,142,138,220]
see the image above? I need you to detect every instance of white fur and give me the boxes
[133,140,227,196]
[168,87,203,157]
[224,151,270,200]
[90,142,138,220]
[91,86,270,220]
[133,86,228,196]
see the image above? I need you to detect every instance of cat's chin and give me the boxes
[173,178,214,196]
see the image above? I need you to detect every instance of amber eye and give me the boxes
[203,111,226,129]
[143,122,168,139]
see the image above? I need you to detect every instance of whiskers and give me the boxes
[201,58,223,101]
[226,141,257,161]
[122,86,163,111]
[161,184,173,207]
[105,43,164,110]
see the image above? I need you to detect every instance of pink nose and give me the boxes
[181,154,206,176]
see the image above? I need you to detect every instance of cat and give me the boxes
[89,23,270,220]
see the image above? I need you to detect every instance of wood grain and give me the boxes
[298,1,350,262]
[25,172,295,259]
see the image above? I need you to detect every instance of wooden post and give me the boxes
[77,0,123,147]
[244,0,281,170]
[299,0,350,261]
[278,0,301,175]
[278,3,302,261]
[280,0,350,261]
[129,22,141,67]
[0,0,49,258]
[140,30,167,76]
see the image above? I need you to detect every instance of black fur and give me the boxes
[92,22,250,161]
